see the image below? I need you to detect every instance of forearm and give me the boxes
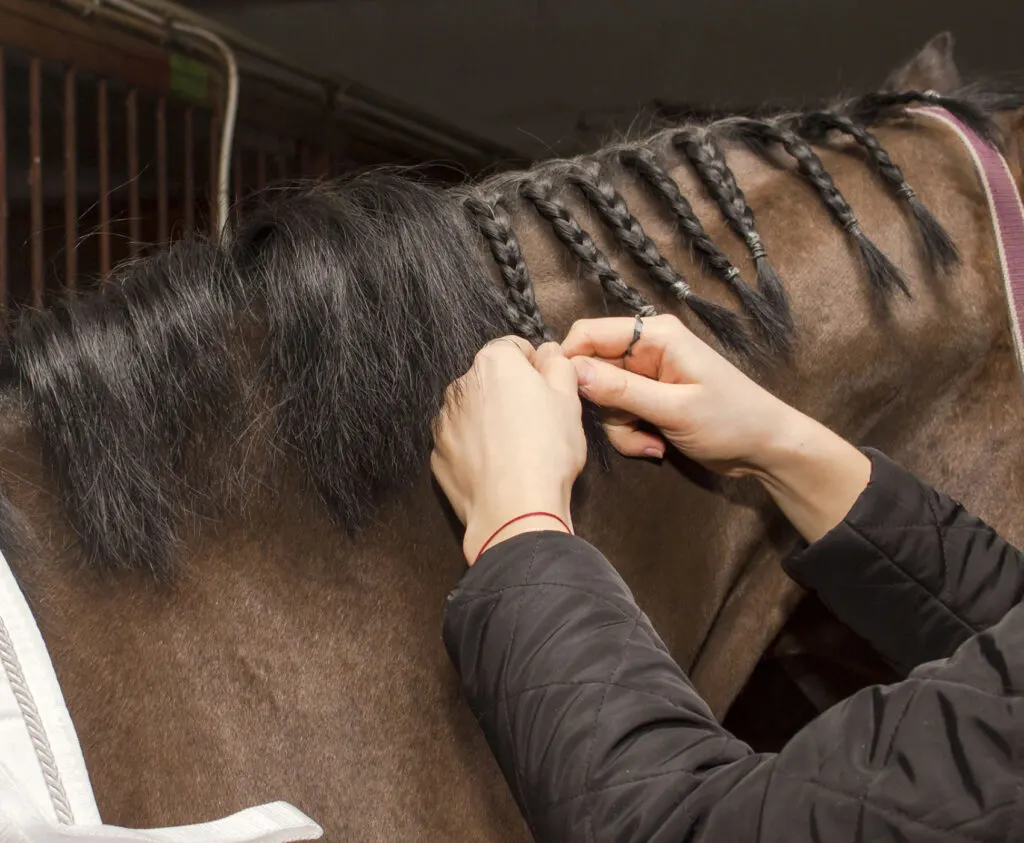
[443,532,757,841]
[750,410,871,544]
[783,449,1024,672]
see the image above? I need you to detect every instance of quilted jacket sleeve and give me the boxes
[443,531,763,842]
[442,453,1024,842]
[784,449,1024,674]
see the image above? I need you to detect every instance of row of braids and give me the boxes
[797,111,959,274]
[463,90,967,360]
[671,128,792,333]
[463,194,552,344]
[563,160,754,354]
[619,146,792,352]
[464,186,619,467]
[517,178,659,320]
[728,118,909,297]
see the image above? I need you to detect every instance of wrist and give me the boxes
[463,491,573,564]
[746,409,834,487]
[747,411,871,543]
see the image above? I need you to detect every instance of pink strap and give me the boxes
[911,106,1024,382]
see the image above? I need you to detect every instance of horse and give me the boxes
[2,31,1023,841]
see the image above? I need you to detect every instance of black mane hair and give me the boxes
[3,83,1023,572]
[5,178,510,572]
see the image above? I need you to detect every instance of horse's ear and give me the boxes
[882,32,962,94]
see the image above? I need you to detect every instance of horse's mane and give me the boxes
[2,83,1023,573]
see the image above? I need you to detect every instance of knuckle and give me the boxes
[652,313,685,335]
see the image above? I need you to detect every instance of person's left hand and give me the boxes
[432,337,586,564]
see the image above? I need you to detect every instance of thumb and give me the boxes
[573,357,682,427]
[535,342,580,400]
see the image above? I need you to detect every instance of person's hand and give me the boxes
[562,315,794,476]
[562,315,870,542]
[432,338,586,564]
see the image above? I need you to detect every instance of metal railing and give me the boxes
[0,0,520,312]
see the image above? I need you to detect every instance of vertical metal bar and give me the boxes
[98,78,110,281]
[64,67,77,292]
[29,57,43,308]
[183,107,194,232]
[156,95,168,245]
[0,48,8,313]
[256,138,266,190]
[126,88,140,254]
[209,109,220,235]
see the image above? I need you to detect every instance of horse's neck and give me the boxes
[0,394,784,836]
[503,118,1024,706]
[2,444,528,836]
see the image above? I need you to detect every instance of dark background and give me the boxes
[185,0,1022,157]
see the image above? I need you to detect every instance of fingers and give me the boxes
[534,342,579,401]
[562,314,690,377]
[479,335,534,362]
[573,356,684,427]
[604,421,666,459]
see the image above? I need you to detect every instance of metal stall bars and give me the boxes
[0,0,522,317]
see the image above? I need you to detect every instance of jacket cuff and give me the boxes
[446,530,634,605]
[782,449,974,674]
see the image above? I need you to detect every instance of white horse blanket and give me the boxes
[0,552,322,843]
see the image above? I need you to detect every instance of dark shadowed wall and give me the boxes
[188,0,1022,156]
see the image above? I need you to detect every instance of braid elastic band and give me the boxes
[474,512,572,562]
[746,232,768,260]
[897,183,916,200]
[844,218,862,234]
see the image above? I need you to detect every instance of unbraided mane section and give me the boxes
[7,175,511,572]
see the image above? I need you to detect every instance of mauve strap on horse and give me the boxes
[912,106,1024,383]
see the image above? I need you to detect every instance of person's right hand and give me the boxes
[562,315,795,477]
[562,314,871,543]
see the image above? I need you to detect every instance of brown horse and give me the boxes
[3,32,1023,841]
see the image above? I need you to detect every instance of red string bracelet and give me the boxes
[474,512,572,563]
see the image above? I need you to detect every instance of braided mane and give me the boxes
[463,85,1021,356]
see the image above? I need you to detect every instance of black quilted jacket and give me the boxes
[443,451,1024,841]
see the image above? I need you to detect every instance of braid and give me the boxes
[564,162,754,355]
[519,179,658,319]
[672,128,791,333]
[464,195,551,345]
[619,146,791,352]
[732,118,908,297]
[799,112,959,274]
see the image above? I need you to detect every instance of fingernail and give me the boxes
[574,358,594,387]
[643,447,664,459]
